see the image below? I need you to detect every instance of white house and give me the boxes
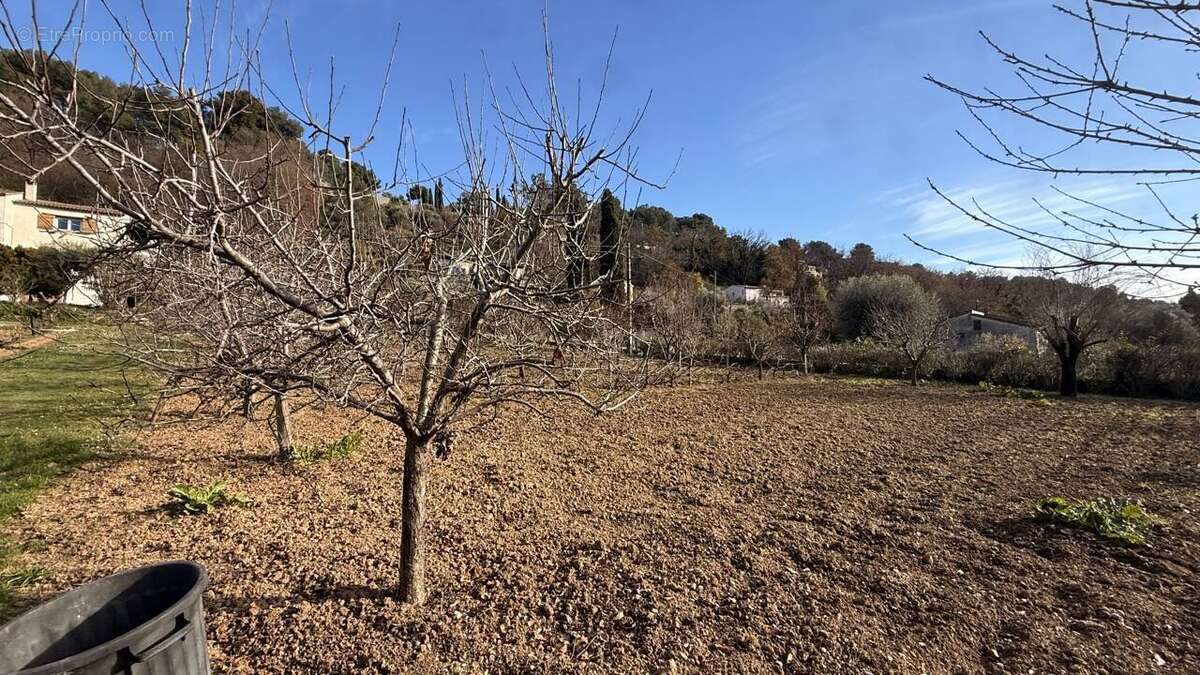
[724,284,762,304]
[0,182,127,306]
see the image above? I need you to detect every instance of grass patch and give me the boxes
[1033,496,1166,545]
[0,566,50,589]
[0,564,50,611]
[0,435,95,523]
[288,431,363,465]
[0,302,98,330]
[0,325,148,615]
[979,381,1051,405]
[838,376,899,388]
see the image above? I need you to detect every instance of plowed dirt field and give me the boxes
[5,376,1197,673]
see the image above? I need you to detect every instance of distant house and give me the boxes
[724,285,761,304]
[724,285,790,308]
[949,310,1042,352]
[0,182,127,306]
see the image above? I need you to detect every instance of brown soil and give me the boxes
[4,377,1198,673]
[0,325,24,348]
[0,330,69,360]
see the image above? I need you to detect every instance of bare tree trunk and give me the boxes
[272,391,292,458]
[910,360,919,386]
[1059,351,1079,397]
[399,436,429,604]
[801,347,810,375]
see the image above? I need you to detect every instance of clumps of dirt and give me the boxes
[3,377,1198,673]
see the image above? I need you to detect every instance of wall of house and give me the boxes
[0,195,10,246]
[0,195,121,250]
[725,285,764,304]
[950,313,1041,351]
[0,191,125,308]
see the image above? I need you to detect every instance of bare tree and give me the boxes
[644,269,708,373]
[269,389,293,456]
[919,0,1200,289]
[784,271,830,374]
[726,306,780,380]
[869,289,950,386]
[1020,263,1122,397]
[0,3,665,603]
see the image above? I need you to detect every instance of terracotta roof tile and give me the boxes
[12,199,125,216]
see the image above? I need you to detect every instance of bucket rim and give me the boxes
[0,559,208,675]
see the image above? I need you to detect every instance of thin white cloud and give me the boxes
[897,178,1150,240]
[917,238,1028,267]
[890,176,1199,292]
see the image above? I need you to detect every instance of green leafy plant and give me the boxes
[167,480,250,515]
[1033,496,1166,545]
[288,431,363,465]
[979,381,1051,405]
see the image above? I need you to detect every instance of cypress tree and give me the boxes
[598,189,622,302]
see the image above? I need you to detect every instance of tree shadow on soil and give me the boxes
[99,447,282,469]
[209,582,401,615]
[974,515,1195,581]
[973,516,1088,562]
[1136,469,1199,491]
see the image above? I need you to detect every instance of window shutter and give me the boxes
[82,218,98,234]
[38,213,53,230]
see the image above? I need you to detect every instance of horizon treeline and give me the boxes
[3,49,1197,330]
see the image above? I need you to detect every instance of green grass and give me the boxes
[288,431,363,465]
[837,376,900,388]
[0,325,147,614]
[0,302,99,329]
[0,566,49,589]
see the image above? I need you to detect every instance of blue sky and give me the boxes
[9,0,1192,276]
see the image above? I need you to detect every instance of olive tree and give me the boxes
[726,306,781,379]
[833,274,929,340]
[1021,265,1121,397]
